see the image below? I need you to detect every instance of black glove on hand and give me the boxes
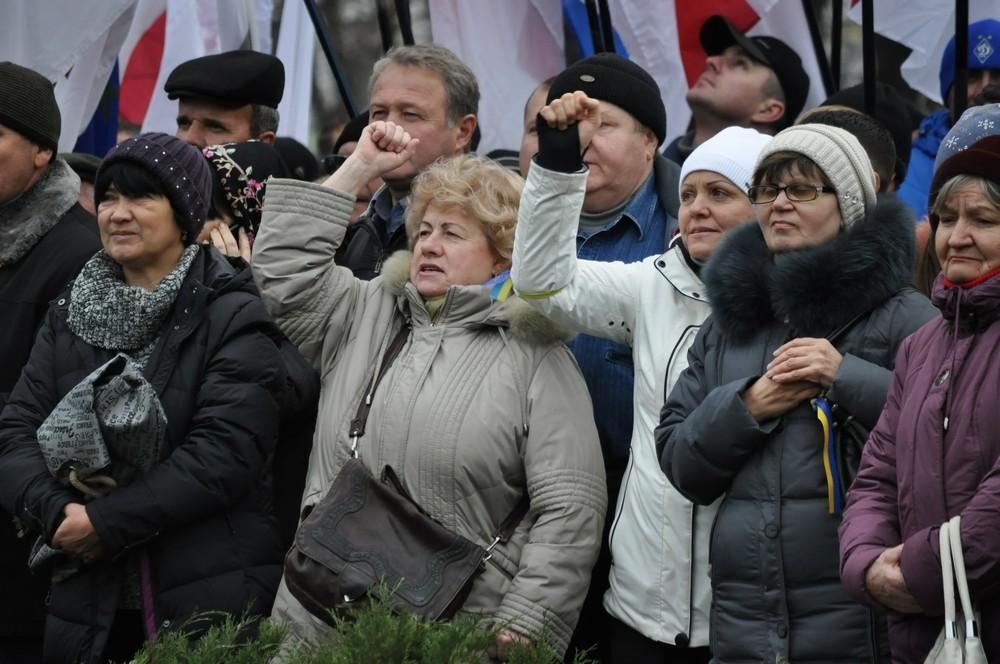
[534,112,584,173]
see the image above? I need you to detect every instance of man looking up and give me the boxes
[330,44,478,280]
[165,50,285,148]
[665,15,809,164]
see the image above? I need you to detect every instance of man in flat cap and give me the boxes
[0,61,101,662]
[664,14,809,164]
[516,52,682,663]
[165,50,285,148]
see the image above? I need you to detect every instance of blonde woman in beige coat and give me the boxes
[251,121,606,658]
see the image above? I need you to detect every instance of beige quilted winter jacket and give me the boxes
[252,179,607,655]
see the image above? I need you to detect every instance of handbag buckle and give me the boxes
[482,535,502,563]
[349,435,360,458]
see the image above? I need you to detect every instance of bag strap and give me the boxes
[939,519,958,639]
[483,495,531,561]
[948,515,981,640]
[349,321,411,457]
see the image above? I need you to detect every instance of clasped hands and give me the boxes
[52,502,103,563]
[743,338,843,422]
[865,544,922,614]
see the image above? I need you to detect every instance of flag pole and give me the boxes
[954,0,969,122]
[862,0,875,114]
[584,0,606,53]
[829,0,843,92]
[376,0,394,53]
[802,0,834,96]
[394,0,415,46]
[303,0,358,118]
[597,0,615,54]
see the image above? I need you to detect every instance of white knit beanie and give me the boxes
[679,126,772,196]
[754,123,877,228]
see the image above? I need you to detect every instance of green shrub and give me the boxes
[132,591,596,664]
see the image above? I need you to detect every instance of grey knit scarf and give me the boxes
[68,244,200,351]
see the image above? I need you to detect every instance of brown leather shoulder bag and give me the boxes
[284,320,529,624]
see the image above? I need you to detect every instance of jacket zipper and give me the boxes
[687,504,696,640]
[606,456,635,550]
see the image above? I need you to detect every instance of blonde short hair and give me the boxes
[405,154,523,261]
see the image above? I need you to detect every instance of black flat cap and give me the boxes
[165,50,284,109]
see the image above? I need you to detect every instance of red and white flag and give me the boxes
[429,0,829,153]
[119,0,274,135]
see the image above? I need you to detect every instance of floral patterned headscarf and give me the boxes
[202,141,288,234]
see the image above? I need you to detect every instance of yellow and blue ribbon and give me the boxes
[815,396,845,514]
[485,270,514,302]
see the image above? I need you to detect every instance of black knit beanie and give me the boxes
[0,61,61,152]
[547,53,666,145]
[99,133,213,243]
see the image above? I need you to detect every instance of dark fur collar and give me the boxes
[703,195,916,339]
[0,159,81,269]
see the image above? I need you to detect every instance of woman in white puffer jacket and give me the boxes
[511,91,770,662]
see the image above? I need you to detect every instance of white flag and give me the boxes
[0,0,137,150]
[846,0,1000,104]
[276,0,314,144]
[430,0,566,155]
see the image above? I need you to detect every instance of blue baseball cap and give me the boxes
[939,19,1000,100]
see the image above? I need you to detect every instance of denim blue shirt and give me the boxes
[568,172,670,466]
[371,186,409,237]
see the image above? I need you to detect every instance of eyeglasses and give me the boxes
[747,184,836,204]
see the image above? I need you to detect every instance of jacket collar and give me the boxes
[654,238,707,304]
[0,159,81,269]
[380,250,571,345]
[703,195,917,339]
[932,268,1000,330]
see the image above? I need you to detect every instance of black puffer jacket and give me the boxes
[0,159,100,642]
[656,198,938,663]
[0,248,287,664]
[333,193,407,281]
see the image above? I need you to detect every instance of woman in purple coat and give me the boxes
[839,105,1000,662]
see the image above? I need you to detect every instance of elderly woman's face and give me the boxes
[409,202,505,298]
[97,187,184,269]
[935,181,1000,283]
[754,165,841,253]
[679,171,753,261]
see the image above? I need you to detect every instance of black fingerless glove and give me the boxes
[534,112,584,173]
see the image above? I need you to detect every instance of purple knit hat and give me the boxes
[99,132,213,242]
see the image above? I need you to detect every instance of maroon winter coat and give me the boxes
[839,270,1000,663]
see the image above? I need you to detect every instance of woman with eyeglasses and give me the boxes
[656,124,937,663]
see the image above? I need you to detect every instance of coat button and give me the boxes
[57,298,66,305]
[765,523,779,538]
[657,260,666,268]
[674,632,689,647]
[776,623,788,637]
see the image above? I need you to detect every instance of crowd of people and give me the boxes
[1,12,999,664]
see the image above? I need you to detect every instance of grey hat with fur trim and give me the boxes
[755,123,877,228]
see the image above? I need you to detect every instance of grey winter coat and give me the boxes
[252,179,607,656]
[656,197,938,663]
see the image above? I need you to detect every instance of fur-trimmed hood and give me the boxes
[703,195,916,339]
[381,250,572,346]
[0,159,81,269]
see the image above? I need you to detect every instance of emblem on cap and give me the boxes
[975,35,994,64]
[580,74,595,82]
